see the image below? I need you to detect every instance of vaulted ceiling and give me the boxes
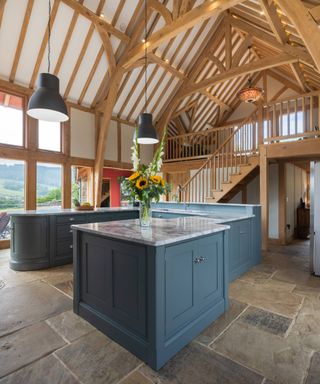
[1,0,320,136]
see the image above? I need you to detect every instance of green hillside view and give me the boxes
[0,163,62,211]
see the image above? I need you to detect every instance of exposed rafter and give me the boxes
[277,0,320,74]
[123,0,245,69]
[61,0,130,42]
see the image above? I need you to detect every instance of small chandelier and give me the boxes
[238,78,263,103]
[137,0,159,144]
[27,0,68,122]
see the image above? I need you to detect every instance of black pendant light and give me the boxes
[27,0,69,122]
[137,0,159,144]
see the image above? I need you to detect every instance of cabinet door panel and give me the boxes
[165,241,197,336]
[239,220,251,267]
[198,234,223,310]
[80,234,146,336]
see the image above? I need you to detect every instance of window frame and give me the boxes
[0,90,26,149]
[37,120,63,153]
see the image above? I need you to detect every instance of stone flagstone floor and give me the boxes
[0,240,319,384]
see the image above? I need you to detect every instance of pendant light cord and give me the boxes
[144,0,147,113]
[47,0,51,73]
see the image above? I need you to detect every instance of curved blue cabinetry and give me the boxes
[9,209,138,271]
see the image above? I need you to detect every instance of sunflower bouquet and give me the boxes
[121,129,171,225]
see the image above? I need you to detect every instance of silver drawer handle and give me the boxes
[69,245,73,249]
[69,229,73,233]
[69,218,74,222]
[240,231,246,235]
[194,258,201,264]
[199,256,206,263]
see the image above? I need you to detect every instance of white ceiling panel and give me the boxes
[68,30,103,102]
[56,16,91,95]
[83,53,108,106]
[0,0,28,79]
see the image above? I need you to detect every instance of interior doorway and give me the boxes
[101,179,110,207]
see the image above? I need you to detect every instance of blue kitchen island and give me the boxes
[72,217,230,370]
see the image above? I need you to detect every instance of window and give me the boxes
[71,166,93,207]
[38,120,61,151]
[0,92,23,146]
[0,159,25,239]
[37,162,62,210]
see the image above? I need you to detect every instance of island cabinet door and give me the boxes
[164,240,198,337]
[197,234,223,312]
[80,233,147,337]
[228,219,251,281]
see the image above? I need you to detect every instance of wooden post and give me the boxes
[260,145,269,251]
[62,162,72,209]
[25,159,36,210]
[278,161,286,245]
[258,102,263,145]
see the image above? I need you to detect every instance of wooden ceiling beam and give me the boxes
[149,0,172,24]
[29,0,60,89]
[64,0,106,99]
[0,0,6,29]
[182,53,298,98]
[54,0,83,76]
[123,0,245,69]
[309,5,320,23]
[61,0,130,43]
[201,90,231,110]
[148,53,186,79]
[277,0,320,74]
[10,0,34,82]
[230,16,314,67]
[259,0,288,45]
[258,0,309,92]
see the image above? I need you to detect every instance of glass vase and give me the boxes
[139,201,152,227]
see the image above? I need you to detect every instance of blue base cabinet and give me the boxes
[227,218,252,282]
[9,210,138,270]
[73,230,229,370]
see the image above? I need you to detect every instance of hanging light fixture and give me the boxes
[237,77,263,103]
[237,45,263,104]
[137,0,159,144]
[27,0,68,122]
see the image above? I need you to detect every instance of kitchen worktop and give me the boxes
[72,217,230,246]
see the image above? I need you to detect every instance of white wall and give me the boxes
[285,163,307,241]
[269,163,279,239]
[70,108,95,159]
[105,120,117,161]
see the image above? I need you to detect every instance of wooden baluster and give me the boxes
[265,106,269,141]
[279,102,283,137]
[310,96,314,132]
[294,99,298,135]
[272,105,277,138]
[302,96,306,132]
[287,100,290,136]
[318,94,320,130]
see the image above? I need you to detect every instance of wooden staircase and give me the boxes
[180,113,260,203]
[205,156,259,203]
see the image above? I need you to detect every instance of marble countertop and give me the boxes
[8,207,138,216]
[72,217,230,246]
[153,208,255,223]
[7,206,254,223]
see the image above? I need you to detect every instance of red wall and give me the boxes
[102,168,132,207]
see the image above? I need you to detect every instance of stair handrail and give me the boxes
[180,112,258,193]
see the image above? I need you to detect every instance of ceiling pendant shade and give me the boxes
[237,78,263,103]
[27,0,68,123]
[137,113,159,144]
[27,73,69,122]
[136,0,159,145]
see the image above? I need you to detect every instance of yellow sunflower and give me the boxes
[128,171,140,181]
[150,175,162,184]
[136,177,148,190]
